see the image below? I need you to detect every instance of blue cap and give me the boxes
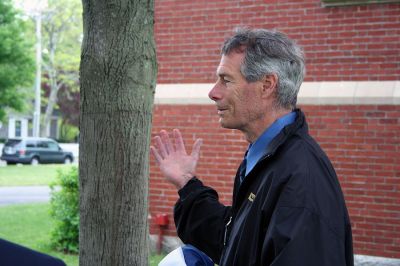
[159,244,214,266]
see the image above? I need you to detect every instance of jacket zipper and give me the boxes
[223,153,273,248]
[223,216,233,246]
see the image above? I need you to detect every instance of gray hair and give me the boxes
[221,28,305,110]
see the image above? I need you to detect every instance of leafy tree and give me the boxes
[80,0,157,265]
[57,85,79,128]
[57,84,79,142]
[40,0,82,136]
[43,82,80,142]
[14,0,81,137]
[0,0,34,121]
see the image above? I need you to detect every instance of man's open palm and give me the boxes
[151,129,202,189]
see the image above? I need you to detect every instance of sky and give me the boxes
[13,0,48,15]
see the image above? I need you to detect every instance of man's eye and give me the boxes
[223,78,231,83]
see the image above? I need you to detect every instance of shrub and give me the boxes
[50,166,79,253]
[58,121,79,143]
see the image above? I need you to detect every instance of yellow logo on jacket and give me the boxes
[248,192,256,202]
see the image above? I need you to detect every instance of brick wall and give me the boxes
[150,0,400,259]
[149,104,400,258]
[305,105,400,258]
[155,0,400,83]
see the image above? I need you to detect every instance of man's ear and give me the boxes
[261,74,278,99]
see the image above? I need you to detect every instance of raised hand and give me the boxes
[150,129,202,189]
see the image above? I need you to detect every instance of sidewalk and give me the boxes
[0,186,51,206]
[355,255,400,266]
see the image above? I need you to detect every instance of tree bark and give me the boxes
[79,0,157,265]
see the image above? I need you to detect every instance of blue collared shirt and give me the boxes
[244,112,297,177]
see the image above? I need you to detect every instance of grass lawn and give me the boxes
[0,203,78,265]
[0,164,74,186]
[0,203,165,266]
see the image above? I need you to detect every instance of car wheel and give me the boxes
[64,157,72,164]
[30,157,39,166]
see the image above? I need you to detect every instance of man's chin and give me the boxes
[219,119,235,129]
[219,118,227,128]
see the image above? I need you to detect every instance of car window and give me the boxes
[37,141,49,148]
[5,139,22,147]
[26,141,36,148]
[47,142,59,151]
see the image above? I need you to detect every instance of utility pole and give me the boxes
[33,11,42,137]
[16,0,48,137]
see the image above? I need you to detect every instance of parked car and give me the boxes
[1,137,74,165]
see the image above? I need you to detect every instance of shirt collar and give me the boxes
[245,111,297,176]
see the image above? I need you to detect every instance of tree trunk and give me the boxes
[79,0,157,265]
[40,76,59,137]
[41,31,59,137]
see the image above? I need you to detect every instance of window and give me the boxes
[5,139,22,147]
[37,141,49,148]
[15,120,21,137]
[26,141,36,148]
[322,0,400,7]
[47,141,59,151]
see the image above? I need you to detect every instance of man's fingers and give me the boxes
[150,146,162,164]
[191,138,203,160]
[155,136,168,158]
[173,129,187,154]
[161,130,174,154]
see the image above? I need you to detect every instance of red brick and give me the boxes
[155,0,400,83]
[150,105,400,259]
[151,0,400,257]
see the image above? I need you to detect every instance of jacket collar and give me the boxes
[245,111,297,176]
[246,108,307,177]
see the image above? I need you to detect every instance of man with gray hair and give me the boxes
[151,28,353,265]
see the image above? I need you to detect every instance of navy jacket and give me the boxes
[174,109,354,266]
[0,238,66,266]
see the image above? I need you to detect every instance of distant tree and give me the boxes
[0,0,34,121]
[79,0,157,265]
[57,83,79,142]
[42,81,80,140]
[39,0,82,136]
[57,84,79,127]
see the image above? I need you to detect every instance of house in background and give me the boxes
[0,112,60,140]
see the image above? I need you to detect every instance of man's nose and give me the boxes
[208,83,221,101]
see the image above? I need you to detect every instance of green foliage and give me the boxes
[40,0,82,134]
[50,166,79,253]
[0,0,34,121]
[41,0,82,81]
[58,120,79,143]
